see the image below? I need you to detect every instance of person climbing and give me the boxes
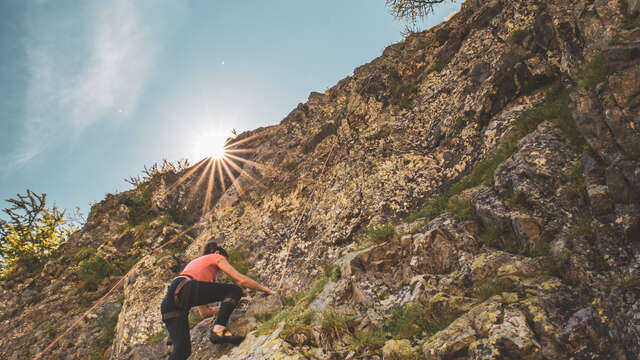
[160,239,276,360]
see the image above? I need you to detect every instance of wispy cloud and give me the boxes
[13,0,169,165]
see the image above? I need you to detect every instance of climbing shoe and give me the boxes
[209,329,244,345]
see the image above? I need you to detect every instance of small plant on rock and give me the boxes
[543,250,571,279]
[474,277,515,301]
[256,277,328,336]
[367,223,396,243]
[349,326,386,354]
[446,197,478,222]
[384,302,457,339]
[145,329,167,345]
[508,28,530,45]
[320,310,357,344]
[580,55,611,89]
[78,255,120,288]
[405,195,447,223]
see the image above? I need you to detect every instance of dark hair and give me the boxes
[202,240,228,258]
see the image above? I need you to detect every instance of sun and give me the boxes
[210,143,227,160]
[188,127,232,162]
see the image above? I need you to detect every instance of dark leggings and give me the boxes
[160,278,243,360]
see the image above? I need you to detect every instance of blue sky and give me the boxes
[0,0,460,218]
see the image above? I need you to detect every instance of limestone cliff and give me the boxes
[2,0,639,359]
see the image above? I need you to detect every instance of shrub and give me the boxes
[384,302,457,339]
[349,327,386,353]
[123,184,157,226]
[145,329,167,345]
[227,248,251,275]
[189,310,203,328]
[581,55,611,89]
[329,266,341,282]
[448,138,517,195]
[256,277,328,336]
[78,255,120,288]
[253,309,278,323]
[74,246,95,262]
[279,309,317,345]
[0,190,78,276]
[90,312,120,359]
[367,223,396,243]
[405,195,447,223]
[474,277,514,301]
[508,28,529,44]
[427,58,450,74]
[446,197,478,221]
[622,11,640,29]
[113,250,143,274]
[543,250,571,279]
[281,159,299,171]
[588,248,609,272]
[166,207,195,227]
[320,310,356,342]
[453,116,467,134]
[568,217,595,242]
[616,274,640,292]
[505,190,529,210]
[565,161,586,202]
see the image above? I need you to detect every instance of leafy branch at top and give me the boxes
[386,0,450,24]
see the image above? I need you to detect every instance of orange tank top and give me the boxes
[179,254,225,282]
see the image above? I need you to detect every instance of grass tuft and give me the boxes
[78,255,120,288]
[508,28,530,44]
[427,58,450,74]
[255,277,328,336]
[581,55,611,89]
[453,116,467,134]
[145,329,167,345]
[543,250,571,279]
[348,327,386,354]
[405,195,447,223]
[474,277,515,301]
[367,223,396,243]
[384,302,458,339]
[319,310,357,343]
[188,310,203,328]
[123,183,157,226]
[446,197,478,222]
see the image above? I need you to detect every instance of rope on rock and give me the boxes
[276,138,338,291]
[33,217,208,360]
[33,156,269,359]
[34,135,337,358]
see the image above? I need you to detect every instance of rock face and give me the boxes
[2,0,639,359]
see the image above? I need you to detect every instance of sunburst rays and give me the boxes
[166,135,267,218]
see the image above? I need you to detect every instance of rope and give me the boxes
[33,151,274,359]
[33,213,211,360]
[276,138,338,290]
[33,135,337,358]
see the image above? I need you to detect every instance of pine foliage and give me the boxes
[0,190,78,275]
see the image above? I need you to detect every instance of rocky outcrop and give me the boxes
[2,0,639,359]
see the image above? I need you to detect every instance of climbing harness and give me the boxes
[161,274,194,320]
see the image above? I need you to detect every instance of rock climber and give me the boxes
[160,239,276,360]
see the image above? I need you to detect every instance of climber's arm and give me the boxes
[217,258,276,295]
